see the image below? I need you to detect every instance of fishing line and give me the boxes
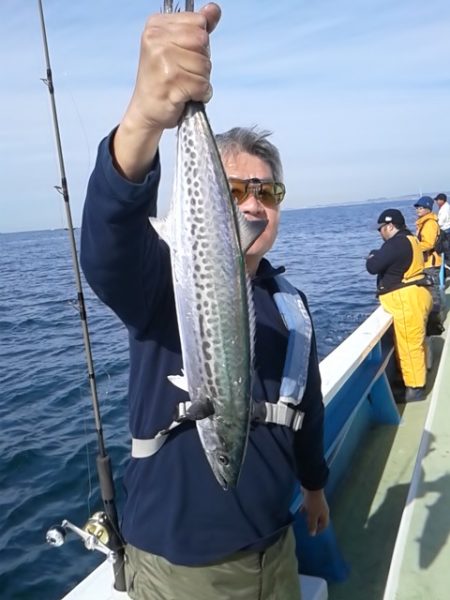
[77,359,113,520]
[37,0,126,591]
[61,77,93,186]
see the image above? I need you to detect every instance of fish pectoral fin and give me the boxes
[167,373,189,391]
[235,211,268,253]
[186,399,215,420]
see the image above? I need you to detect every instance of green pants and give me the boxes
[125,527,301,600]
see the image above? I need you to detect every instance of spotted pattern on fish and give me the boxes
[165,102,254,488]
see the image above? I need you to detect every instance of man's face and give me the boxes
[436,199,445,209]
[378,223,390,241]
[222,151,281,271]
[378,223,397,241]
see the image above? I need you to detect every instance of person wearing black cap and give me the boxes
[414,195,444,332]
[366,208,432,402]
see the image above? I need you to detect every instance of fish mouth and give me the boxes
[214,462,240,491]
[210,453,239,491]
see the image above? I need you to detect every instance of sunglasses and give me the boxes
[228,178,286,207]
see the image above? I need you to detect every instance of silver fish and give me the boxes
[152,99,265,488]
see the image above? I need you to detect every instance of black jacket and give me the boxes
[366,229,416,295]
[80,133,328,565]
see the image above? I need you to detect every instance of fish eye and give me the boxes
[218,454,229,466]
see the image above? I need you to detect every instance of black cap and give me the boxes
[376,208,405,230]
[434,193,447,202]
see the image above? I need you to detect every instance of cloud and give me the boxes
[1,0,450,231]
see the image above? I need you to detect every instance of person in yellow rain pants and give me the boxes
[366,209,433,402]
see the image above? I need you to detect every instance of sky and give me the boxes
[1,0,450,233]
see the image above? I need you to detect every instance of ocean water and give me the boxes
[0,198,419,599]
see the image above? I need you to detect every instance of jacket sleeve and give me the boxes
[366,242,394,275]
[293,295,329,490]
[80,130,172,337]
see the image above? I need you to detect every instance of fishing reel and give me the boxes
[46,511,117,563]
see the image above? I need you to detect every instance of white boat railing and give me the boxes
[320,306,393,406]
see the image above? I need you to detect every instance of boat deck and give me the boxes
[328,287,450,600]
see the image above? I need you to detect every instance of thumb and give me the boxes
[199,2,222,33]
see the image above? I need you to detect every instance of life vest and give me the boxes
[131,275,313,459]
[401,235,429,285]
[377,234,431,296]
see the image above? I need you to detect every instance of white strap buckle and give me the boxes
[264,402,304,431]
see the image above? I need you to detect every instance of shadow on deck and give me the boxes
[327,291,449,600]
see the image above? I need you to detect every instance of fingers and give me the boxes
[142,14,211,57]
[130,9,216,129]
[116,3,220,177]
[307,514,318,537]
[307,516,323,537]
[301,489,330,537]
[312,515,328,536]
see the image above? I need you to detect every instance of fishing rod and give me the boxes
[37,0,126,591]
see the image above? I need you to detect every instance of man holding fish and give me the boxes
[81,2,329,599]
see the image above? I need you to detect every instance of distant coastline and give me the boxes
[4,192,449,232]
[284,191,449,211]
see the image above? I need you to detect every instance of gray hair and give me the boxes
[215,126,284,182]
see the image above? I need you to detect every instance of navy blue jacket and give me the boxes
[80,133,329,565]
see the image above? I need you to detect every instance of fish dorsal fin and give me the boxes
[149,215,171,246]
[234,209,267,254]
